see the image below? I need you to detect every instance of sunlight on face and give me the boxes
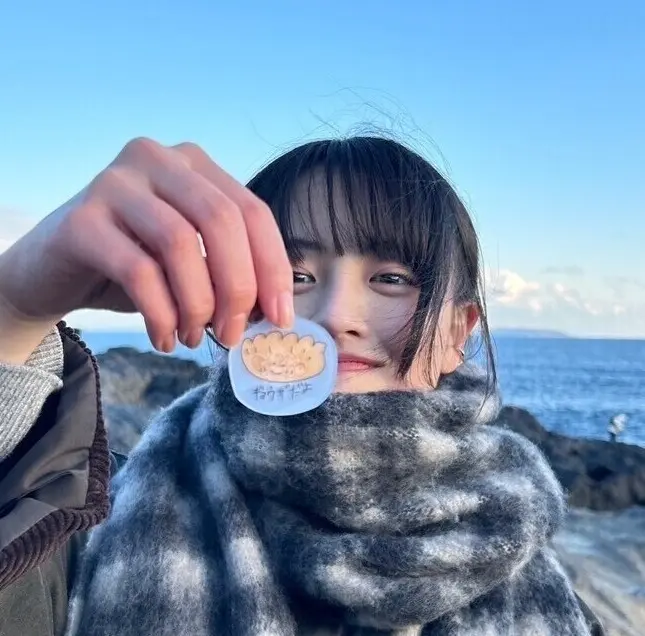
[292,252,468,393]
[286,174,474,394]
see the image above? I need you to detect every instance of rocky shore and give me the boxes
[495,407,645,512]
[97,347,645,636]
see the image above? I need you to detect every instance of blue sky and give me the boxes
[1,1,643,336]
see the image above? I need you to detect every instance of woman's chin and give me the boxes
[333,369,392,394]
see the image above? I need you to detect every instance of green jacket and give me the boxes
[0,326,606,636]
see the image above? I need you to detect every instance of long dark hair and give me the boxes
[216,135,496,387]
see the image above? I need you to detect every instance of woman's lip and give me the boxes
[336,356,382,372]
[337,360,373,372]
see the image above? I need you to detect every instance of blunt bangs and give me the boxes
[246,136,495,386]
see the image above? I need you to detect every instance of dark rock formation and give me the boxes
[97,347,208,405]
[495,407,645,511]
[97,347,207,454]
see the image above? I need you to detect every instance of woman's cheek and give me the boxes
[371,296,417,356]
[293,292,317,321]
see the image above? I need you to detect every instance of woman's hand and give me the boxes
[0,138,294,363]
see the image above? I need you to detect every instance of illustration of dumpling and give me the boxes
[241,331,326,382]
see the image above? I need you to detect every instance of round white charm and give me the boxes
[228,317,338,416]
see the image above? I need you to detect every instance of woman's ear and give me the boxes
[437,303,480,377]
[465,303,480,339]
[453,302,480,351]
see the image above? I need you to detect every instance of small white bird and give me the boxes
[608,413,628,438]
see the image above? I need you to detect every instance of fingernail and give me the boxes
[225,313,248,347]
[187,328,203,349]
[215,314,247,347]
[277,291,294,328]
[178,330,189,346]
[162,334,176,353]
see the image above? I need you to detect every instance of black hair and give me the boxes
[243,136,496,386]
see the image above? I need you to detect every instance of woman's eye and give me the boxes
[372,272,415,286]
[293,271,315,285]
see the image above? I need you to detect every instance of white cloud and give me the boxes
[487,269,541,305]
[527,298,543,312]
[486,267,645,337]
[582,302,601,316]
[553,283,573,304]
[489,270,608,318]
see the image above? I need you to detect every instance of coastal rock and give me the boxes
[495,406,645,511]
[554,507,645,636]
[97,347,207,454]
[97,347,208,405]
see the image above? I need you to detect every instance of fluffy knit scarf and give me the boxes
[66,364,592,636]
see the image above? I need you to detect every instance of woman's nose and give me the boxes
[312,273,369,340]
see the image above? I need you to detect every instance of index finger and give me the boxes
[172,143,294,329]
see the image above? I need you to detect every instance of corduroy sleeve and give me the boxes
[0,323,110,592]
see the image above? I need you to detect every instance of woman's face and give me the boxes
[292,251,472,393]
[286,177,477,394]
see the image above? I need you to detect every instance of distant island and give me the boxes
[492,328,570,339]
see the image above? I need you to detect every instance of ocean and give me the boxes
[80,331,645,447]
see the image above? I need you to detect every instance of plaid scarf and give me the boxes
[66,364,591,635]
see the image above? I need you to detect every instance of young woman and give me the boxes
[0,137,602,635]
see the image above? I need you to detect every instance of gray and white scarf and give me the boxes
[67,364,592,635]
